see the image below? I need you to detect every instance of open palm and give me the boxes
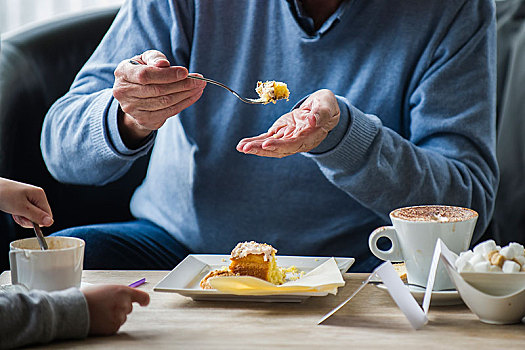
[236,89,340,158]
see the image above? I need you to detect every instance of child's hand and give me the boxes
[82,285,150,335]
[0,178,53,228]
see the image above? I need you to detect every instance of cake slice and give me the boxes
[200,268,238,289]
[255,81,290,104]
[229,241,285,284]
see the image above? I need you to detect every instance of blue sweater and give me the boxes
[41,0,498,269]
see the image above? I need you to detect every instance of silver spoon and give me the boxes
[32,222,48,250]
[128,60,265,104]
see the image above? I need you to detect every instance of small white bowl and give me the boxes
[444,263,525,324]
[460,271,525,296]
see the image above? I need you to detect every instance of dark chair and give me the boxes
[0,6,149,272]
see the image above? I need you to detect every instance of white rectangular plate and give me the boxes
[154,255,354,302]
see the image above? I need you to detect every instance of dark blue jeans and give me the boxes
[51,220,190,269]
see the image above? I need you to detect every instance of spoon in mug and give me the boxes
[32,222,48,250]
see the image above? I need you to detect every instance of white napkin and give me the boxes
[209,257,345,295]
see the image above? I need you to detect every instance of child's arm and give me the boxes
[0,285,150,348]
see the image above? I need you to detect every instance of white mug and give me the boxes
[369,205,478,291]
[10,236,85,291]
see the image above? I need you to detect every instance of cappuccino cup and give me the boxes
[9,236,85,291]
[369,205,478,291]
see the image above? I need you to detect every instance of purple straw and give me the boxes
[128,278,146,288]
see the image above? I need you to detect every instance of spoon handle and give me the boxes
[32,222,48,250]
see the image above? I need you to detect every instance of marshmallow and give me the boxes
[455,256,466,270]
[500,246,517,260]
[473,240,498,258]
[456,259,474,273]
[459,250,474,261]
[457,240,525,273]
[514,256,525,267]
[468,252,486,266]
[502,260,521,273]
[489,264,502,272]
[473,261,491,272]
[455,251,473,270]
[509,242,525,257]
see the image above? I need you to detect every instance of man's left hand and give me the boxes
[236,89,340,158]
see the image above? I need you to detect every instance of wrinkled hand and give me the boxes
[0,178,53,228]
[82,285,150,336]
[236,89,340,158]
[113,49,206,146]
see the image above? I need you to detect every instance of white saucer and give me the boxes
[375,283,463,306]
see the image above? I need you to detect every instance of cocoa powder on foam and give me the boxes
[391,205,478,222]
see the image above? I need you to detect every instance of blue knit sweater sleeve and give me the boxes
[41,0,191,185]
[304,0,498,238]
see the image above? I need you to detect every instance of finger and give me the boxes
[26,188,53,225]
[236,131,273,146]
[130,87,205,111]
[239,137,282,153]
[140,50,171,68]
[270,127,286,139]
[116,55,188,85]
[260,137,305,151]
[124,75,206,99]
[236,133,272,152]
[12,215,33,228]
[237,126,299,152]
[129,288,150,306]
[138,89,204,121]
[238,145,292,158]
[16,201,53,227]
[125,65,188,85]
[114,77,205,100]
[120,88,204,130]
[242,133,312,155]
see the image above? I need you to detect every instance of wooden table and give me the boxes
[1,271,524,349]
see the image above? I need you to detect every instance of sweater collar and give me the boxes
[286,0,351,37]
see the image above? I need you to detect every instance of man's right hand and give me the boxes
[113,50,206,147]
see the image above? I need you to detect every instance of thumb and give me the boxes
[141,50,170,68]
[129,288,150,307]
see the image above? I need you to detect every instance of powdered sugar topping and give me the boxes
[230,241,276,261]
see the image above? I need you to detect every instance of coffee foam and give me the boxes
[391,205,477,222]
[12,237,83,250]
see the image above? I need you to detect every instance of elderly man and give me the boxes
[41,0,498,271]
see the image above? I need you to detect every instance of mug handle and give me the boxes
[9,250,19,285]
[368,226,404,262]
